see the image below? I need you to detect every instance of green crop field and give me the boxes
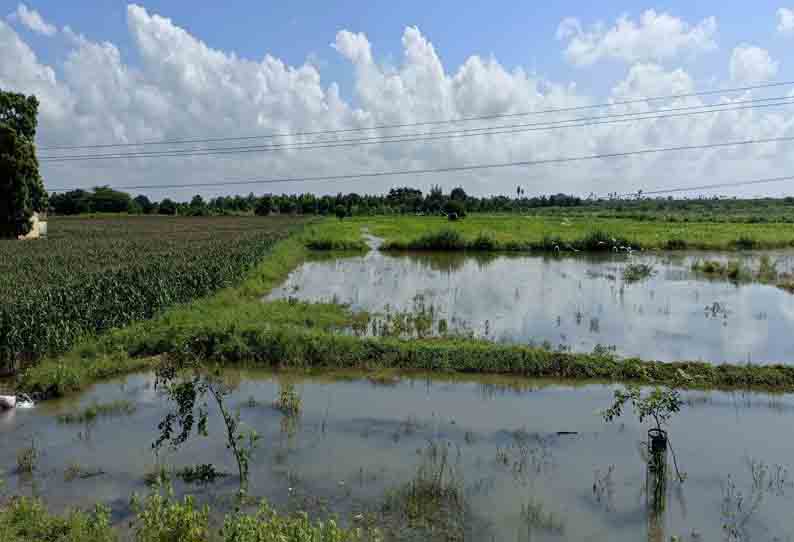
[0,215,308,369]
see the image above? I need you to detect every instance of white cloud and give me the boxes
[0,5,792,200]
[7,3,56,36]
[729,45,779,84]
[557,10,717,66]
[778,8,794,34]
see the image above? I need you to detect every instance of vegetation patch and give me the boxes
[0,215,308,372]
[622,263,656,283]
[57,399,136,424]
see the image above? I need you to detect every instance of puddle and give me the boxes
[1,370,793,540]
[269,248,794,364]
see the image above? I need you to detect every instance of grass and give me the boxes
[57,399,136,424]
[302,215,794,253]
[692,255,794,293]
[16,216,794,399]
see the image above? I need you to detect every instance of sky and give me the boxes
[1,1,793,200]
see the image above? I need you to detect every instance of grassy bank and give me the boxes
[18,222,794,398]
[304,215,794,252]
[0,492,374,542]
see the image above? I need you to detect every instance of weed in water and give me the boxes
[57,400,136,424]
[176,464,228,485]
[16,439,38,475]
[274,382,302,416]
[520,497,565,535]
[622,263,655,283]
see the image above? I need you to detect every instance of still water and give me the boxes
[269,248,794,364]
[1,370,792,541]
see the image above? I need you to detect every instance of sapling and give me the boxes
[153,343,261,498]
[602,384,686,482]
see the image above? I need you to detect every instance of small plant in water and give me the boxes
[622,263,655,283]
[602,382,686,482]
[153,343,261,497]
[274,382,302,416]
[16,439,38,475]
[176,463,227,485]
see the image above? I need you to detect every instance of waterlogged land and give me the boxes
[2,370,794,541]
[17,219,794,399]
[269,248,794,364]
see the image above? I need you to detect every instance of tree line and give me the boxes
[47,185,583,217]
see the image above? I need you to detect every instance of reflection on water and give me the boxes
[268,249,794,364]
[1,370,792,541]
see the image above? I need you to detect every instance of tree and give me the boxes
[92,185,131,213]
[254,195,273,216]
[334,204,347,220]
[0,91,46,237]
[450,186,467,202]
[188,194,208,216]
[443,199,466,219]
[49,189,91,215]
[133,194,156,214]
[158,198,178,215]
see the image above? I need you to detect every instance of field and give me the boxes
[0,215,308,370]
[305,214,794,251]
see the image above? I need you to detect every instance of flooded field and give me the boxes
[269,247,794,364]
[1,370,792,541]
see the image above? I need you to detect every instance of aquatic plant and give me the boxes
[57,400,136,424]
[176,464,227,485]
[274,382,302,416]
[520,497,565,535]
[15,439,38,475]
[64,462,104,482]
[622,263,655,283]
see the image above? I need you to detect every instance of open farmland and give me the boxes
[0,215,308,369]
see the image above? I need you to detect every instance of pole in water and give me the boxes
[646,428,668,542]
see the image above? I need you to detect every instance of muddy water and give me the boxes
[1,370,792,541]
[269,249,794,364]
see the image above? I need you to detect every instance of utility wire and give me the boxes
[619,175,794,197]
[40,97,794,162]
[47,134,794,192]
[38,80,794,150]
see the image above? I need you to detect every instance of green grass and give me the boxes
[302,215,794,252]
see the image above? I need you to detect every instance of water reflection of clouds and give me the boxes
[270,251,794,364]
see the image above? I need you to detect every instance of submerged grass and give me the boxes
[692,255,794,294]
[17,217,794,398]
[57,399,136,424]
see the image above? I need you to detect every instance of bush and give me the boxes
[0,497,114,542]
[411,229,465,250]
[442,200,466,220]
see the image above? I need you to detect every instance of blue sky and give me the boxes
[6,1,792,101]
[1,1,793,198]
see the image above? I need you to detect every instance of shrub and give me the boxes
[131,488,209,542]
[411,229,465,250]
[0,497,114,542]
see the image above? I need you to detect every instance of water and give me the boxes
[1,370,793,541]
[268,247,794,364]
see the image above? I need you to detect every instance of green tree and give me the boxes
[92,186,131,213]
[158,198,178,216]
[134,194,156,214]
[334,204,347,220]
[254,195,273,216]
[0,91,46,237]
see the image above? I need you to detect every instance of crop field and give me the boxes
[0,215,308,369]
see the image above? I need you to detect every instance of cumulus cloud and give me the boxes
[778,8,794,34]
[0,4,792,200]
[7,3,56,36]
[729,45,779,84]
[557,10,717,66]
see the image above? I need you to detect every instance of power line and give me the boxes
[40,97,794,163]
[619,175,794,197]
[38,80,794,151]
[47,134,794,192]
